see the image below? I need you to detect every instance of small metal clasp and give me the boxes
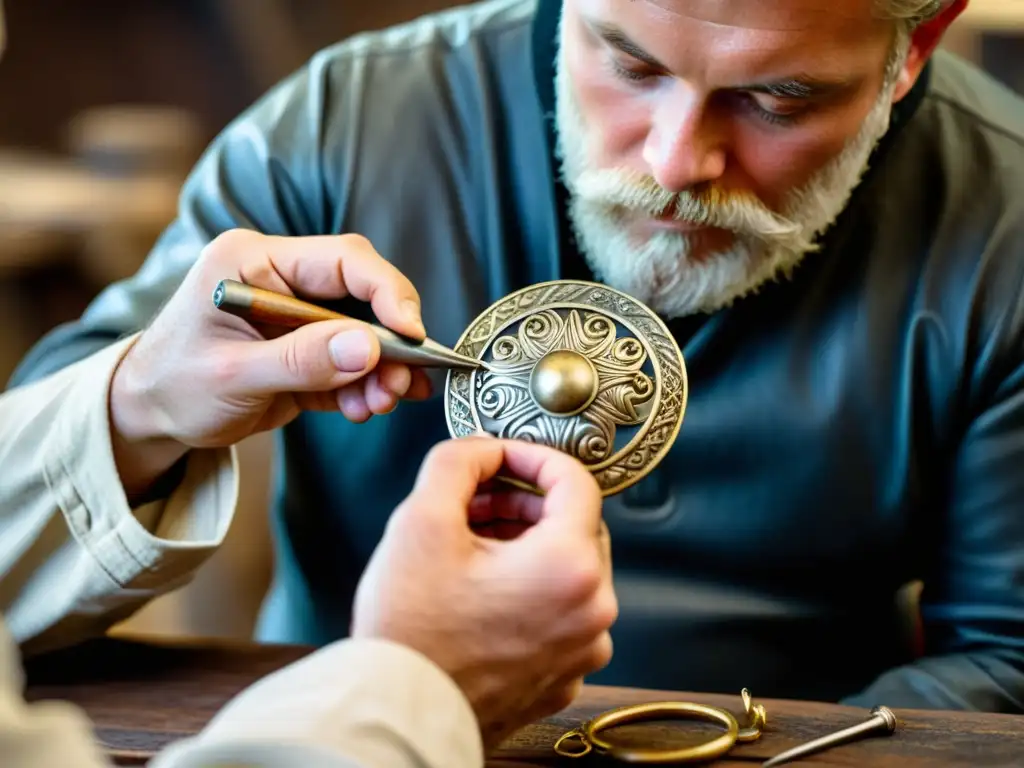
[553,726,593,757]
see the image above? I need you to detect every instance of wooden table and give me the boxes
[22,636,1022,767]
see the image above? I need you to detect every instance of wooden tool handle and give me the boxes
[212,277,486,371]
[213,279,346,328]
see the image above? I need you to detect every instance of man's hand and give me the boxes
[109,229,431,499]
[351,437,617,752]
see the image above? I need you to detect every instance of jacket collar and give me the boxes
[530,0,933,285]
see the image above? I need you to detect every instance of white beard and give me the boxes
[553,28,907,319]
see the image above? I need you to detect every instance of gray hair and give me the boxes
[877,0,950,28]
[876,0,951,83]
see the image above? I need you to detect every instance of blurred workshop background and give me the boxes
[0,0,1022,644]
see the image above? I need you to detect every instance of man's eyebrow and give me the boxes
[588,20,667,70]
[732,76,855,100]
[586,17,856,100]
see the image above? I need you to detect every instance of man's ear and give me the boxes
[892,0,969,102]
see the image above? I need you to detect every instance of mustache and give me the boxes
[567,167,806,245]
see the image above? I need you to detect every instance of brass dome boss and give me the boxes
[444,280,688,497]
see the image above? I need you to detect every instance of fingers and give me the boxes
[230,318,381,395]
[338,364,411,422]
[551,632,615,687]
[550,574,619,648]
[467,489,545,526]
[498,440,604,540]
[406,369,433,400]
[524,678,584,723]
[196,230,434,423]
[409,438,604,542]
[598,520,612,573]
[410,437,508,514]
[205,229,426,341]
[376,363,413,402]
[467,489,546,540]
[228,313,434,403]
[527,635,612,719]
[291,364,431,420]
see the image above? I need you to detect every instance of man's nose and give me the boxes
[642,90,727,193]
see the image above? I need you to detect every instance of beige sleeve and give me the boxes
[0,615,482,768]
[0,334,238,657]
[150,638,484,768]
[0,618,112,768]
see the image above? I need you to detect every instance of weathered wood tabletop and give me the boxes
[22,636,1023,767]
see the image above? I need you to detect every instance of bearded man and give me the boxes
[6,0,1024,714]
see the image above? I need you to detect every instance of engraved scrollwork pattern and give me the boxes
[445,281,687,496]
[473,308,654,465]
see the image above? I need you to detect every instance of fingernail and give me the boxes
[402,299,426,336]
[329,330,373,372]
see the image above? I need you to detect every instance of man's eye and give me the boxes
[607,57,655,83]
[743,95,807,126]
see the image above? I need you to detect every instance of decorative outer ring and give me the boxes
[442,279,688,497]
[553,701,741,764]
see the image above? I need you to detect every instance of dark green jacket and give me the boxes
[10,0,1024,712]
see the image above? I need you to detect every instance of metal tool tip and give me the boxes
[212,280,226,307]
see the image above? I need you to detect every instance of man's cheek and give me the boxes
[578,88,653,165]
[731,122,858,203]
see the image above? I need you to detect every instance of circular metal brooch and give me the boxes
[443,280,688,497]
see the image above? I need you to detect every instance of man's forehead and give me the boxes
[581,0,877,31]
[571,0,897,92]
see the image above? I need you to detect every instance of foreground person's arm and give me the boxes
[1,225,432,658]
[0,336,237,658]
[155,436,615,765]
[149,638,483,768]
[0,619,110,768]
[0,617,483,768]
[2,437,616,768]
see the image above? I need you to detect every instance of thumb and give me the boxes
[231,319,382,394]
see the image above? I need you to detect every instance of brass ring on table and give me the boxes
[553,689,767,764]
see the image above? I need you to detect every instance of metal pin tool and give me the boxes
[762,706,898,767]
[212,278,489,371]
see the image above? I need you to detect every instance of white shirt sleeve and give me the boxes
[0,619,111,768]
[1,617,483,768]
[151,638,484,768]
[0,334,238,657]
